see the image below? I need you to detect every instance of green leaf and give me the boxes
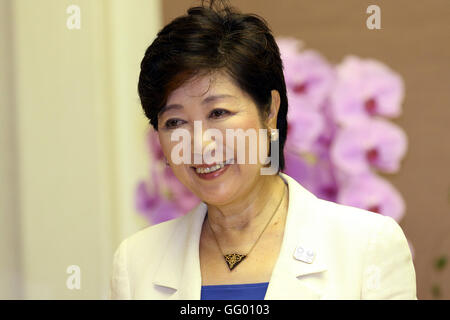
[431,284,441,298]
[434,255,448,271]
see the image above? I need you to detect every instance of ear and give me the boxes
[265,90,281,130]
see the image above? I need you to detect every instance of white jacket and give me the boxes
[110,172,417,299]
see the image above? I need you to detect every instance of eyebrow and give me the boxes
[158,94,235,119]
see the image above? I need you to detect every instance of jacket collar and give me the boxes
[265,173,329,299]
[151,201,207,299]
[152,172,328,299]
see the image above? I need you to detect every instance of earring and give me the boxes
[270,128,279,141]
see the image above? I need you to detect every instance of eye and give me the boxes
[164,118,185,129]
[209,108,230,119]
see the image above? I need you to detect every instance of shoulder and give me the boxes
[312,196,398,240]
[111,207,199,284]
[109,208,199,299]
[315,198,406,248]
[282,172,397,240]
[282,171,403,249]
[312,197,416,299]
[120,209,194,256]
[308,196,411,261]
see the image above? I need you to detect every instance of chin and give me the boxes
[184,163,242,203]
[180,164,259,205]
[175,162,260,205]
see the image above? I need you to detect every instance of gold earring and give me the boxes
[270,128,278,141]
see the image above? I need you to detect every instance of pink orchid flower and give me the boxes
[337,172,406,221]
[331,119,408,175]
[277,37,335,111]
[330,55,404,125]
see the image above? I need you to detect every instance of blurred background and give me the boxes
[0,0,449,299]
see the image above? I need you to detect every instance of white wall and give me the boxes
[0,0,23,300]
[0,0,161,299]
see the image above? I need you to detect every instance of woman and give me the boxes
[110,0,416,300]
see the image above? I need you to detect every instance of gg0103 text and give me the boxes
[224,304,269,315]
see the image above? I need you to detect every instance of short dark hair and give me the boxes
[138,0,288,171]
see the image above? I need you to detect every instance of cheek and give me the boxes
[219,113,264,140]
[159,136,173,160]
[159,133,189,162]
[158,133,194,182]
[214,122,268,170]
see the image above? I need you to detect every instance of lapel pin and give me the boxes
[293,245,315,264]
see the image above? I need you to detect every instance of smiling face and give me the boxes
[156,71,280,206]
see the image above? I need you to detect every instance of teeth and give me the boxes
[195,161,227,174]
[225,158,234,165]
[194,159,234,174]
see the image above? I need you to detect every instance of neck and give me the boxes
[205,173,287,241]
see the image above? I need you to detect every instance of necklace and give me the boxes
[206,183,287,271]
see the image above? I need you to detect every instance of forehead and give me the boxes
[166,71,244,105]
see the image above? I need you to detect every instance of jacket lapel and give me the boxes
[151,202,207,299]
[265,173,328,299]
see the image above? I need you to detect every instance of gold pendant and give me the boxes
[224,253,246,271]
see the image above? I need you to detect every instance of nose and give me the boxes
[192,121,221,164]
